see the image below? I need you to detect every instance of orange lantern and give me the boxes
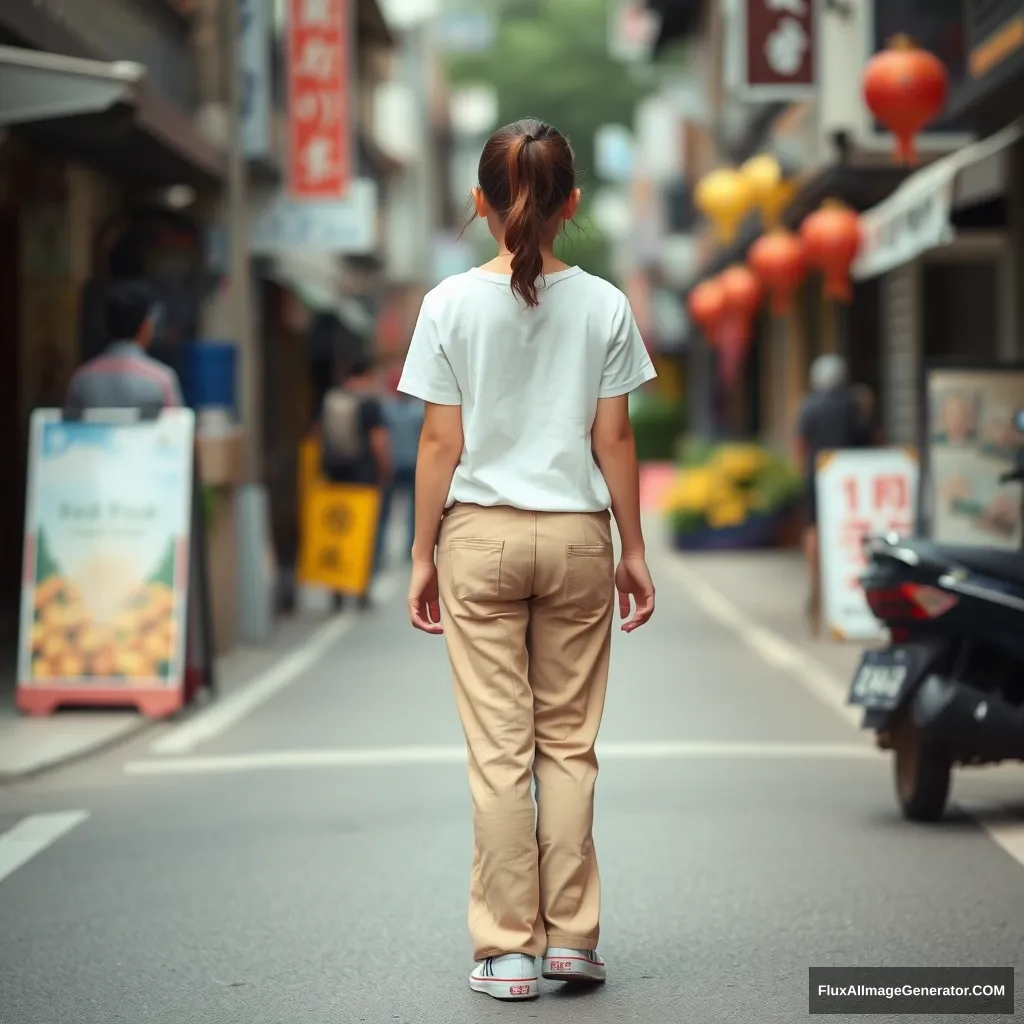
[747,229,807,315]
[688,278,727,344]
[862,35,948,165]
[715,265,763,388]
[800,200,862,303]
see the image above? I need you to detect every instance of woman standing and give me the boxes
[398,118,656,1001]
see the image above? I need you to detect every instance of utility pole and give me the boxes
[223,0,260,481]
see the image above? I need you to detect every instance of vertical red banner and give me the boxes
[287,0,351,199]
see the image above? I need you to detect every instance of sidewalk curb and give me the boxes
[0,716,158,786]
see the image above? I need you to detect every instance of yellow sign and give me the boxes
[298,482,381,596]
[297,438,381,596]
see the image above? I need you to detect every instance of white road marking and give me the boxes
[124,740,878,776]
[150,573,401,756]
[150,616,356,755]
[0,811,89,884]
[663,559,1024,871]
[664,560,862,728]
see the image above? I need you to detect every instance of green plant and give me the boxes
[629,395,687,462]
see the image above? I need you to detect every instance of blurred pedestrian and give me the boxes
[795,354,873,635]
[380,384,424,562]
[318,355,391,610]
[852,383,882,443]
[399,117,656,1000]
[66,280,183,412]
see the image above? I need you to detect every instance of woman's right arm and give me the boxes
[592,395,644,558]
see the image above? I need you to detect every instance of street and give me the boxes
[2,534,1024,1023]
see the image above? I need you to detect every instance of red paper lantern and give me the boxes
[800,200,862,303]
[688,278,727,343]
[747,229,807,315]
[718,264,763,322]
[715,265,762,389]
[862,35,948,166]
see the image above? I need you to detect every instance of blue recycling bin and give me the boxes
[182,340,237,415]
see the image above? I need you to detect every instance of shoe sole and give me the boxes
[469,977,539,1000]
[542,956,606,984]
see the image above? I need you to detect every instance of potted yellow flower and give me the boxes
[663,441,802,550]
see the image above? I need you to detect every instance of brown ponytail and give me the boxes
[477,119,577,308]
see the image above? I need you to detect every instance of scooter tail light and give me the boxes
[863,583,958,622]
[901,582,959,619]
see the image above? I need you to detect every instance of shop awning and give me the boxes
[268,249,375,339]
[0,44,225,187]
[852,121,1022,281]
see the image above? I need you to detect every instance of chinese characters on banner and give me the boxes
[816,448,919,641]
[740,0,816,100]
[288,0,351,199]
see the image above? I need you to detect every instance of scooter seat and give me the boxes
[905,540,1024,587]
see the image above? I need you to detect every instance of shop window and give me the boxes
[921,261,999,357]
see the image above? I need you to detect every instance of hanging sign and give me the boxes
[287,0,353,199]
[737,0,817,102]
[239,0,272,158]
[817,447,918,641]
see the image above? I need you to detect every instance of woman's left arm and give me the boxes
[411,402,463,564]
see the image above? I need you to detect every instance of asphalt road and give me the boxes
[3,537,1024,1023]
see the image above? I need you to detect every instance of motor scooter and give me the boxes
[848,409,1024,821]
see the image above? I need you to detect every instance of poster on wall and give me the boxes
[919,362,1024,549]
[16,409,197,718]
[817,447,918,642]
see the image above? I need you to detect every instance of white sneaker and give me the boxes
[542,947,607,984]
[469,954,539,1000]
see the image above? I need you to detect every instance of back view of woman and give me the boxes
[398,119,656,1001]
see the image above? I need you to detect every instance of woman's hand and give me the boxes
[408,559,443,634]
[615,556,655,632]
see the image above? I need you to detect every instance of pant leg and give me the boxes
[436,504,546,961]
[400,469,416,559]
[529,510,614,951]
[371,482,393,580]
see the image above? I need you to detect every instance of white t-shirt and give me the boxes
[397,266,657,512]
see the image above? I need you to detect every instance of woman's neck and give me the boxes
[480,249,572,276]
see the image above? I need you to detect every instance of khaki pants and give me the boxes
[437,503,614,961]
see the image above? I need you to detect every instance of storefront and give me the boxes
[851,122,1021,446]
[0,9,225,644]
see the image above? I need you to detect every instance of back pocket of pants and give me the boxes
[565,544,613,611]
[448,539,504,602]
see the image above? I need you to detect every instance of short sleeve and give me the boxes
[397,299,462,406]
[164,370,184,408]
[361,395,386,431]
[600,298,658,399]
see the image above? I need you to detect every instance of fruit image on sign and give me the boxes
[29,538,179,684]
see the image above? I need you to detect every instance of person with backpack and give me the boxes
[318,356,392,609]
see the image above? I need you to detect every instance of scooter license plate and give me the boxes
[847,645,936,711]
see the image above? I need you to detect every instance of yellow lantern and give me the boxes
[741,154,797,229]
[760,179,798,229]
[695,168,755,243]
[741,154,781,205]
